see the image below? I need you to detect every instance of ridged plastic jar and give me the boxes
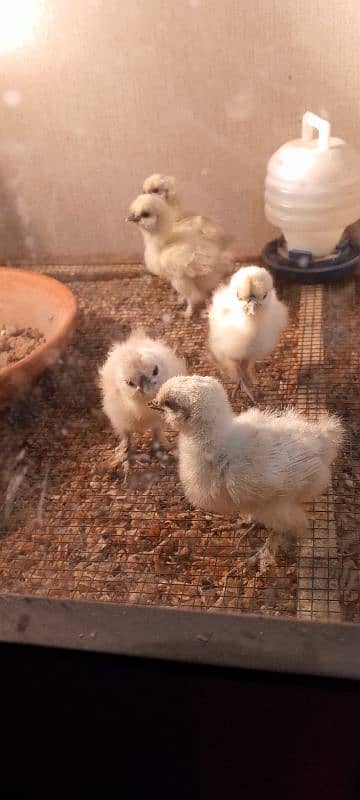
[265,112,360,257]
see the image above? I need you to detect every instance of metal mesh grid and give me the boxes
[323,279,360,621]
[0,264,357,621]
[295,286,341,620]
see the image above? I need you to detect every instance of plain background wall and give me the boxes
[1,0,360,262]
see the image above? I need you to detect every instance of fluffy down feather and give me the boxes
[99,330,186,478]
[142,173,233,249]
[209,265,288,401]
[152,375,343,566]
[128,193,233,316]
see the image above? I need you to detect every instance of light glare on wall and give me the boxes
[0,0,41,54]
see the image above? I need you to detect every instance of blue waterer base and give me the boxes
[262,236,360,283]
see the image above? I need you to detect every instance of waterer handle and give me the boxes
[302,111,330,150]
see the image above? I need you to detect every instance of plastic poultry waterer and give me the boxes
[263,111,360,282]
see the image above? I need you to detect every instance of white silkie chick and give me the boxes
[127,194,233,317]
[150,375,343,571]
[142,173,233,249]
[127,191,177,278]
[99,330,186,479]
[208,265,288,402]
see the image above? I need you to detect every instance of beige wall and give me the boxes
[1,0,360,262]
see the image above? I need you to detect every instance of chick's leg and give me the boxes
[175,297,187,311]
[245,503,309,574]
[186,279,207,319]
[231,359,255,403]
[247,360,256,384]
[184,288,205,319]
[172,277,204,319]
[184,301,196,319]
[151,427,169,463]
[232,520,265,551]
[102,433,131,482]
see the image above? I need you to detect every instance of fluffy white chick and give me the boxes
[150,375,343,571]
[127,192,177,277]
[99,330,186,479]
[208,265,288,402]
[142,173,233,249]
[127,193,233,317]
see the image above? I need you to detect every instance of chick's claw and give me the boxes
[231,380,255,404]
[243,533,294,576]
[243,539,277,576]
[99,446,130,482]
[231,362,256,404]
[240,380,256,404]
[175,298,187,311]
[231,521,264,553]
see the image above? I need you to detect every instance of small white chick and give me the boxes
[127,193,233,317]
[150,375,343,570]
[208,265,288,402]
[99,330,186,479]
[127,192,177,277]
[142,173,233,249]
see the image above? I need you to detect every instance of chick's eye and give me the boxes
[151,188,159,194]
[152,365,159,376]
[164,399,175,410]
[263,292,268,300]
[141,211,150,218]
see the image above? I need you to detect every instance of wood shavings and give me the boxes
[0,268,340,619]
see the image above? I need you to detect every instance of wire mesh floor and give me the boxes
[0,265,358,621]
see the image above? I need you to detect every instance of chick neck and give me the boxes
[181,398,234,447]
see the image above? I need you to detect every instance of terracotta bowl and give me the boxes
[0,268,77,403]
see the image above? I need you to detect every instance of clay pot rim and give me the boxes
[0,267,77,389]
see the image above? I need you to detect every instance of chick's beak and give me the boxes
[247,299,257,316]
[126,212,136,223]
[148,400,160,410]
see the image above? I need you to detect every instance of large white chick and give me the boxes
[208,266,288,402]
[127,193,233,317]
[150,375,343,571]
[142,173,233,249]
[99,330,186,479]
